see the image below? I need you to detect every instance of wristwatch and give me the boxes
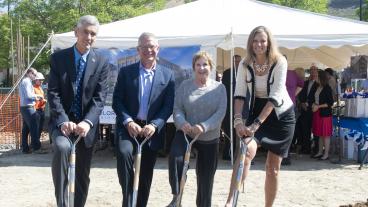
[253,118,263,126]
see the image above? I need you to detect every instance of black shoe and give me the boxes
[33,148,48,154]
[22,150,31,154]
[166,195,179,207]
[312,154,323,159]
[318,156,329,161]
[281,158,291,166]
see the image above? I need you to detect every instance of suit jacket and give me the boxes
[312,85,334,117]
[48,47,109,148]
[298,79,318,111]
[112,62,175,151]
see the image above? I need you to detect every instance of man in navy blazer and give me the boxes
[112,32,175,207]
[48,15,109,206]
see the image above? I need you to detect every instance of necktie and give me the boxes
[71,57,86,120]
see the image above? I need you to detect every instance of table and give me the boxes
[333,116,368,168]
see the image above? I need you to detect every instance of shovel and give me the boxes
[232,137,250,207]
[132,135,150,207]
[176,133,200,207]
[67,135,82,207]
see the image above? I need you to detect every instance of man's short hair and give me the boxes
[26,68,37,74]
[76,15,100,30]
[138,32,158,46]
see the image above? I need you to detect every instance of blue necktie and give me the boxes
[71,57,86,120]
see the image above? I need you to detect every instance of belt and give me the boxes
[134,119,147,127]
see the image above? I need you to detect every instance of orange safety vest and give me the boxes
[34,85,46,110]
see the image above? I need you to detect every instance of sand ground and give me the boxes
[0,143,367,207]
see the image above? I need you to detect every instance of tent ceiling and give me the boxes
[52,0,368,68]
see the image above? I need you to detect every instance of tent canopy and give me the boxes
[52,0,368,69]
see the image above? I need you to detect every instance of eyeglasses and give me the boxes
[138,45,158,50]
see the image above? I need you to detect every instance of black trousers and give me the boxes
[168,131,218,207]
[51,129,93,207]
[297,109,313,153]
[116,133,157,207]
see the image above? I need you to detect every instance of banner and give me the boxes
[99,46,200,124]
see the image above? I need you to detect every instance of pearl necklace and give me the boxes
[253,61,269,73]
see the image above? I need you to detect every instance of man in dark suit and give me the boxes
[48,15,109,207]
[112,32,175,207]
[296,65,318,154]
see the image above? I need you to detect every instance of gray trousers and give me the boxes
[51,129,93,207]
[168,131,218,207]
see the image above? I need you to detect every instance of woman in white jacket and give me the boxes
[225,26,295,207]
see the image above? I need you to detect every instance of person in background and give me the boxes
[167,51,226,207]
[282,56,304,165]
[294,67,305,82]
[297,65,318,155]
[112,32,175,207]
[33,72,47,141]
[325,68,337,102]
[311,70,334,160]
[225,26,295,207]
[48,15,109,206]
[221,54,242,161]
[19,68,44,154]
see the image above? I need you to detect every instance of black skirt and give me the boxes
[247,98,295,158]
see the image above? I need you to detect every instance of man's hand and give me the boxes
[181,123,192,135]
[140,124,156,139]
[60,121,77,136]
[301,102,308,111]
[75,121,91,137]
[126,121,142,138]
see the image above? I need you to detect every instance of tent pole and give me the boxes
[230,29,235,165]
[0,33,53,110]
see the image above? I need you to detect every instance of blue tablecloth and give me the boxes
[333,116,368,135]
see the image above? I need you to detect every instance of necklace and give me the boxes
[253,61,269,73]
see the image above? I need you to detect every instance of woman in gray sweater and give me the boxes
[167,51,226,207]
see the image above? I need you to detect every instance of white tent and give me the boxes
[51,0,368,163]
[52,0,368,69]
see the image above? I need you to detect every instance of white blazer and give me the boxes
[234,56,293,119]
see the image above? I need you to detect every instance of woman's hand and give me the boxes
[191,124,204,137]
[312,103,319,112]
[181,123,192,135]
[235,123,247,137]
[244,123,260,137]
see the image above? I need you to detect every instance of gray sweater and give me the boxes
[173,78,227,142]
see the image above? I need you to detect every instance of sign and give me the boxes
[99,106,116,124]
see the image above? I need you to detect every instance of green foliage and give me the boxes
[259,0,329,13]
[0,0,165,85]
[0,15,11,69]
[356,0,368,21]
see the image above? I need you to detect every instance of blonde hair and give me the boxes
[244,26,282,65]
[294,67,305,80]
[192,51,214,70]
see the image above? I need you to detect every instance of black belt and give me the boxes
[134,119,147,127]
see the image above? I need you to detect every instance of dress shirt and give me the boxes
[19,77,36,107]
[136,63,155,121]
